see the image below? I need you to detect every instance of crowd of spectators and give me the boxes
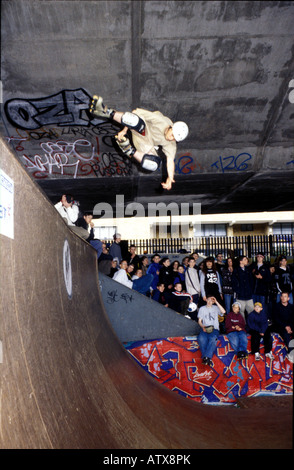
[100,237,293,365]
[53,197,293,367]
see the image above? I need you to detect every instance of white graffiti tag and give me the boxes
[22,139,95,178]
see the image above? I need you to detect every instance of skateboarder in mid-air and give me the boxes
[89,95,189,190]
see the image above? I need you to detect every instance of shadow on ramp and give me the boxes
[0,138,292,449]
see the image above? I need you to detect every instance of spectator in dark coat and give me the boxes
[273,292,294,354]
[251,252,271,318]
[232,256,254,322]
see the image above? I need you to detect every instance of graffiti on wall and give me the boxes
[4,89,94,130]
[210,153,252,173]
[4,89,134,179]
[4,88,256,179]
[6,125,133,179]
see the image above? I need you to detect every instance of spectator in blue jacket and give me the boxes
[247,302,274,361]
[147,254,161,291]
[152,282,170,307]
[173,265,186,291]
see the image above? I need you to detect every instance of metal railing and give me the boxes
[118,234,294,259]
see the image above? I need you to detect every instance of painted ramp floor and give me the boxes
[126,333,293,405]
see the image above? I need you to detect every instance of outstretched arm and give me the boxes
[161,156,175,190]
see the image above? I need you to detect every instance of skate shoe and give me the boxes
[255,352,261,361]
[115,135,136,157]
[89,95,115,118]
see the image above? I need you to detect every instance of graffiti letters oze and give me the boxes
[4,88,133,179]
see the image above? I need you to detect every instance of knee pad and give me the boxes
[141,154,161,172]
[121,112,145,134]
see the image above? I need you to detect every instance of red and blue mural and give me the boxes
[125,333,293,405]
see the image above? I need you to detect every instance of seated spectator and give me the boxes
[133,270,153,296]
[55,194,95,241]
[169,282,193,317]
[113,260,153,295]
[109,259,119,278]
[113,260,133,288]
[247,302,274,361]
[152,283,169,307]
[173,265,186,291]
[76,211,102,258]
[273,292,294,358]
[76,212,94,240]
[126,263,135,281]
[197,296,226,366]
[55,194,79,226]
[132,268,143,280]
[225,302,248,359]
[185,257,201,305]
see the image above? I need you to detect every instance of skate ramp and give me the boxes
[0,138,292,449]
[99,273,200,342]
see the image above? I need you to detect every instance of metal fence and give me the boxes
[122,234,294,260]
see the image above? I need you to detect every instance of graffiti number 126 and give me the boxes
[211,153,252,173]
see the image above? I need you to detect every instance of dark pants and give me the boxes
[275,327,293,351]
[249,328,272,354]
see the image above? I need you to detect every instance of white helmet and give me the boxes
[172,121,189,142]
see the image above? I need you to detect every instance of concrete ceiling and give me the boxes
[1,0,294,216]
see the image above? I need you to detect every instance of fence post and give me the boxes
[269,235,273,258]
[247,235,252,259]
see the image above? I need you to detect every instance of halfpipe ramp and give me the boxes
[0,138,292,449]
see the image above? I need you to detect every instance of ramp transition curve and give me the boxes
[0,138,292,449]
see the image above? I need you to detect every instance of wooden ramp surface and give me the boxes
[0,138,292,450]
